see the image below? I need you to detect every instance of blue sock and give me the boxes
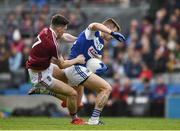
[91,109,101,118]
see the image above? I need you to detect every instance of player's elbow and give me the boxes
[88,23,99,31]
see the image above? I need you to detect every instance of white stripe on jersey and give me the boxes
[50,28,59,58]
[32,35,41,48]
[84,28,96,40]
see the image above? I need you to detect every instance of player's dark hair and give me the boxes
[51,14,69,27]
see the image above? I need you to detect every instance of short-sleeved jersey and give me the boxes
[26,27,59,70]
[69,28,104,66]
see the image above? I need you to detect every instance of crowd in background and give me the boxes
[0,0,179,117]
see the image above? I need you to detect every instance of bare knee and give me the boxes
[105,84,112,93]
[101,83,112,94]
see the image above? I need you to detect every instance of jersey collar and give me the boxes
[49,27,57,38]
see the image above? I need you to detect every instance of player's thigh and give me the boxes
[52,66,68,83]
[82,73,111,93]
[51,78,77,96]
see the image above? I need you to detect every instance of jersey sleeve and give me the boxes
[84,28,96,40]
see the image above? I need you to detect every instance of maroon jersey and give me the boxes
[26,27,59,70]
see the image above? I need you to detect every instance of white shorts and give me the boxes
[64,65,92,86]
[28,63,58,87]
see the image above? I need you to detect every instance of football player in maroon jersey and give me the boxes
[26,14,86,125]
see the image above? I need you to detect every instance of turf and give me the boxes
[0,117,180,130]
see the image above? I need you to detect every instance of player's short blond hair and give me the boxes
[103,18,121,32]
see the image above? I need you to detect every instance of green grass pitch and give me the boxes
[0,117,180,130]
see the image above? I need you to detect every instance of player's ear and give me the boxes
[57,26,64,31]
[63,25,67,30]
[113,26,119,32]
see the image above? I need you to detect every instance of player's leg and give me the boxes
[28,65,84,108]
[28,68,85,124]
[52,65,68,83]
[40,78,86,124]
[28,85,67,101]
[82,73,112,124]
[53,66,84,108]
[83,73,112,111]
[28,65,68,101]
[51,65,68,102]
[42,78,78,114]
[48,67,85,124]
[64,65,111,124]
[75,85,84,110]
[52,85,84,109]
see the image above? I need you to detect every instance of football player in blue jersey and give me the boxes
[29,18,125,125]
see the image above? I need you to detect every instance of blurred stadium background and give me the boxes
[0,0,180,120]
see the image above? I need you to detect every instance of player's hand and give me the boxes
[76,54,85,64]
[111,32,126,42]
[96,63,108,75]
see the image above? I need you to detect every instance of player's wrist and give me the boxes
[75,58,80,63]
[76,57,82,64]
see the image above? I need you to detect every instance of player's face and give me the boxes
[103,33,113,41]
[103,22,118,41]
[56,25,67,39]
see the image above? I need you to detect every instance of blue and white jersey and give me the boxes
[69,28,104,67]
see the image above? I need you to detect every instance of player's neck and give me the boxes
[50,26,58,38]
[100,31,103,38]
[100,32,105,39]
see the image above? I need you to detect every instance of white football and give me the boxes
[86,58,102,73]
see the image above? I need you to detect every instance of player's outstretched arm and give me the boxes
[53,55,85,69]
[62,33,77,42]
[88,23,112,34]
[88,23,125,42]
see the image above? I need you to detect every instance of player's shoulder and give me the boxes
[84,27,100,40]
[39,28,54,42]
[86,27,100,34]
[39,27,51,36]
